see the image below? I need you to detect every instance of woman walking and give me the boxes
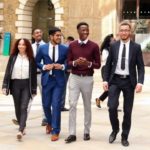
[2,38,37,140]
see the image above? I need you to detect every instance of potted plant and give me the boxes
[142,42,150,66]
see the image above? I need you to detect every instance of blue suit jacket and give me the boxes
[36,43,68,87]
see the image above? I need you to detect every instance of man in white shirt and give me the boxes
[103,21,145,147]
[32,28,47,126]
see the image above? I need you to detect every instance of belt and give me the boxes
[73,73,93,77]
[36,71,41,74]
[114,74,129,79]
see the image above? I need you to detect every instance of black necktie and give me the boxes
[121,44,126,70]
[52,46,55,62]
[36,43,40,53]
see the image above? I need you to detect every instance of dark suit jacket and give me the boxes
[36,43,68,87]
[103,40,145,88]
[2,54,37,97]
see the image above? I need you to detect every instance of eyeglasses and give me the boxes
[119,29,130,33]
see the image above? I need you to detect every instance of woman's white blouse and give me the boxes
[11,54,29,79]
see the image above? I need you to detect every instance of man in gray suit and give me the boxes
[103,21,145,147]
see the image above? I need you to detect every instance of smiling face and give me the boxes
[50,31,62,45]
[32,29,43,42]
[119,24,131,42]
[77,25,89,41]
[18,39,27,54]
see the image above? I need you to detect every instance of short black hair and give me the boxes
[76,22,89,30]
[67,36,74,41]
[32,28,42,35]
[49,27,61,35]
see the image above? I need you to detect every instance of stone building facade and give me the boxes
[0,0,150,53]
[0,0,119,49]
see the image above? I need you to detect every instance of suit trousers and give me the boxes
[27,74,46,120]
[108,75,134,139]
[11,79,30,132]
[68,74,93,135]
[61,71,70,108]
[42,76,64,135]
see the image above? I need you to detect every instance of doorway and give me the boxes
[32,0,55,42]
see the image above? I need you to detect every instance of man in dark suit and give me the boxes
[36,27,68,141]
[103,21,145,147]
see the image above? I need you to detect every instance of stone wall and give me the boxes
[0,0,119,46]
[3,0,18,43]
[61,0,102,44]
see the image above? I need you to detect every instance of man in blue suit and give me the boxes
[36,27,68,141]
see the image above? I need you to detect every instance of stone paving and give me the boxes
[0,68,150,150]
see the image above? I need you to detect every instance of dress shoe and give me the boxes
[65,135,76,143]
[117,109,122,112]
[61,107,69,111]
[41,118,48,126]
[95,98,101,108]
[46,125,52,134]
[12,119,19,125]
[16,131,23,140]
[121,138,129,146]
[84,133,90,141]
[109,130,119,143]
[51,134,59,141]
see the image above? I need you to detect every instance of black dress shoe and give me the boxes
[61,107,69,111]
[109,130,119,143]
[65,135,76,143]
[121,138,129,146]
[41,118,48,126]
[84,133,90,141]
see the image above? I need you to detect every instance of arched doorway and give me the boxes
[15,0,64,40]
[32,0,55,42]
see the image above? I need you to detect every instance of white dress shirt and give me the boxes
[101,49,109,66]
[43,42,64,73]
[115,40,130,75]
[49,42,59,62]
[32,40,45,57]
[11,54,29,79]
[32,40,45,73]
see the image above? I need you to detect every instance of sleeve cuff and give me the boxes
[42,65,46,70]
[88,62,92,68]
[61,64,65,70]
[73,61,77,67]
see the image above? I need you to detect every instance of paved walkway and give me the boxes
[0,68,150,150]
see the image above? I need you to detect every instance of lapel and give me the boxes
[47,43,53,63]
[57,45,62,62]
[129,41,134,63]
[115,41,120,60]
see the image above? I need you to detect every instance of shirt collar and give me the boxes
[18,53,27,58]
[120,39,130,46]
[35,40,44,45]
[78,39,88,44]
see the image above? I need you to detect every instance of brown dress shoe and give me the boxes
[46,125,52,134]
[95,98,101,108]
[12,119,19,125]
[51,134,59,141]
[16,131,23,140]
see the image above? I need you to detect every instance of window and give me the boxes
[122,0,150,19]
[140,0,150,19]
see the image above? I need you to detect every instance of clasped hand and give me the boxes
[74,57,90,66]
[44,63,62,70]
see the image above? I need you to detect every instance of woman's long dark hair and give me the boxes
[100,34,114,54]
[11,38,34,60]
